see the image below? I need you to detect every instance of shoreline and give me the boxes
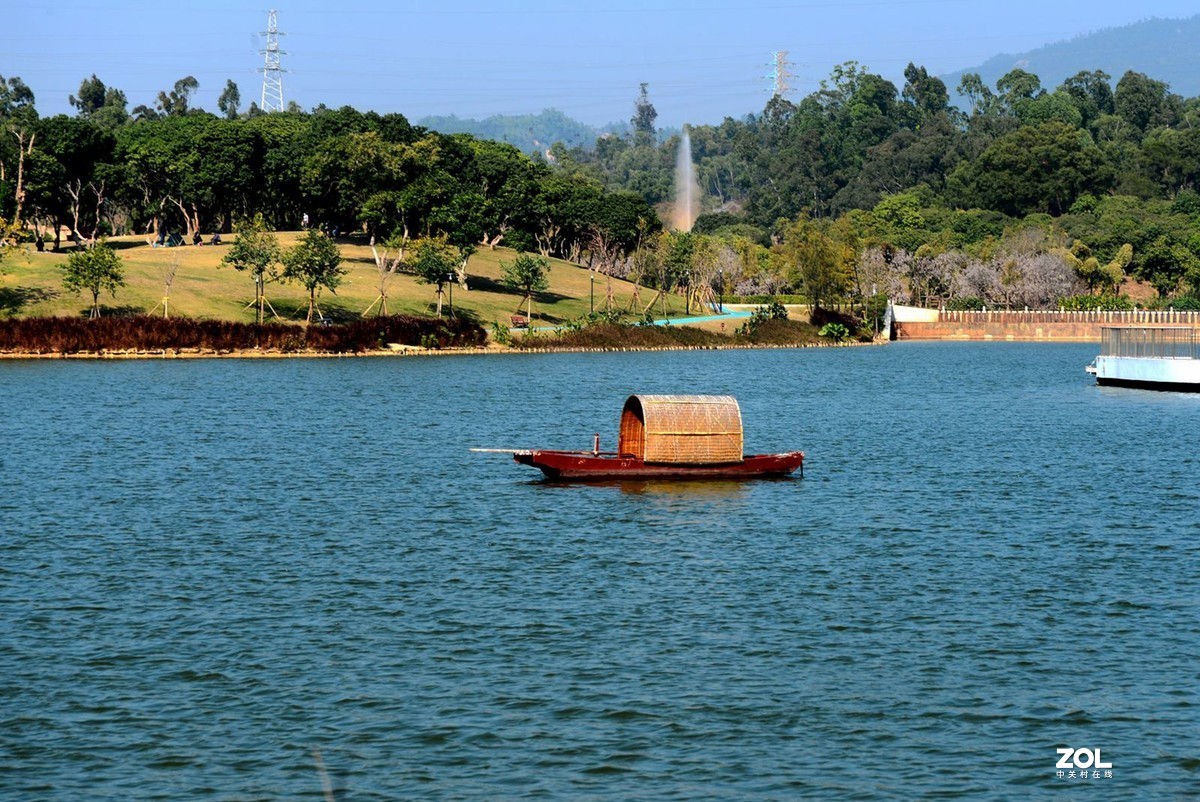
[0,340,871,360]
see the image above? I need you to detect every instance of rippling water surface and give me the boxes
[2,343,1198,800]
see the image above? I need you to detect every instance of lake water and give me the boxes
[1,343,1197,801]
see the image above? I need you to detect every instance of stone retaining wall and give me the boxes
[895,310,1200,342]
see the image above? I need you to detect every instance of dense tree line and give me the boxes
[554,65,1200,307]
[0,74,658,270]
[7,63,1200,313]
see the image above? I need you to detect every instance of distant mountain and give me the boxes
[943,15,1200,101]
[417,109,621,154]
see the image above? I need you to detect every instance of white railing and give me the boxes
[1100,327,1199,359]
[938,309,1200,325]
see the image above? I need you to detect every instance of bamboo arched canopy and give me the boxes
[618,395,744,464]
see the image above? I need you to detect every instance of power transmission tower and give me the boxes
[766,51,793,98]
[259,9,286,113]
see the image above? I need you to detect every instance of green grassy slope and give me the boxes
[0,234,688,325]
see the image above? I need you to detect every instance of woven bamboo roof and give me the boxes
[618,395,743,464]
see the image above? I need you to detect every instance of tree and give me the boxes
[1,75,38,226]
[131,103,159,121]
[775,214,852,310]
[835,115,966,211]
[530,172,601,259]
[243,112,309,227]
[1016,92,1084,128]
[869,192,926,252]
[302,130,422,233]
[189,118,258,233]
[62,241,124,317]
[1114,71,1179,133]
[948,122,1110,216]
[1140,128,1200,195]
[1135,233,1197,297]
[69,75,107,117]
[902,63,949,123]
[996,68,1044,114]
[66,74,131,131]
[631,83,657,145]
[0,215,17,270]
[688,233,722,312]
[409,234,460,318]
[155,76,199,117]
[1053,239,1129,295]
[1059,70,1114,129]
[116,114,218,238]
[220,215,281,323]
[464,138,541,249]
[364,232,407,317]
[957,72,996,117]
[282,229,344,323]
[217,80,241,120]
[662,230,695,285]
[151,250,182,319]
[25,115,115,247]
[1102,243,1133,294]
[817,60,870,109]
[1,74,36,115]
[501,252,550,322]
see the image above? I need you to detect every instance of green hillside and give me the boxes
[0,235,688,325]
[944,15,1200,100]
[418,109,622,155]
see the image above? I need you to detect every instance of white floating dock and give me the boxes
[1089,327,1200,391]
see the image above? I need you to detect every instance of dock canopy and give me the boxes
[618,395,744,464]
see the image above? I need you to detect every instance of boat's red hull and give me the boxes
[513,449,804,481]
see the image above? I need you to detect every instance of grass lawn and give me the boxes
[0,233,690,326]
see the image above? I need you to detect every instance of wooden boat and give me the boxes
[502,395,804,481]
[512,449,804,480]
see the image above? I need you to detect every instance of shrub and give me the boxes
[946,296,986,311]
[737,318,819,345]
[558,316,589,334]
[1057,294,1135,311]
[0,314,486,354]
[809,306,869,340]
[513,322,725,349]
[736,302,789,337]
[1146,294,1200,311]
[490,321,512,345]
[819,322,851,342]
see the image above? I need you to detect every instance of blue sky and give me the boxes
[7,1,1200,128]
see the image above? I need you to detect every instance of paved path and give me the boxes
[515,308,753,333]
[649,309,751,327]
